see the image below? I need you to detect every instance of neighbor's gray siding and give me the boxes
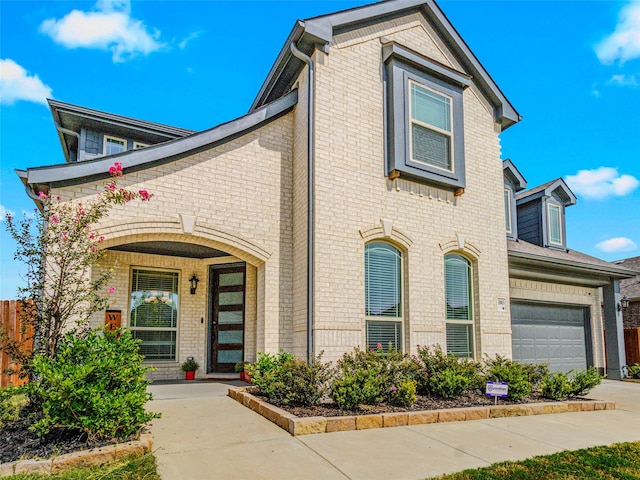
[516,200,542,246]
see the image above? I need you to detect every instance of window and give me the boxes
[133,142,148,150]
[504,188,512,233]
[383,43,469,188]
[104,136,126,156]
[548,203,562,245]
[410,81,453,171]
[445,254,473,358]
[365,242,402,351]
[130,268,179,361]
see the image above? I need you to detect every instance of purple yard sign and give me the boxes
[486,381,509,398]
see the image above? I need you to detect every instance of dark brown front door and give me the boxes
[210,265,246,373]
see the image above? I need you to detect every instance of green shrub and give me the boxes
[389,378,417,407]
[332,369,386,410]
[542,367,603,400]
[0,386,28,429]
[416,345,483,397]
[428,368,471,399]
[541,371,572,400]
[629,364,640,379]
[570,367,603,397]
[27,328,159,440]
[247,350,294,391]
[257,354,333,407]
[484,355,533,401]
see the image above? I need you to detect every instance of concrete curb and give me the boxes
[228,387,616,437]
[0,433,153,477]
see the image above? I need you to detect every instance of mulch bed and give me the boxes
[0,405,134,464]
[253,389,560,418]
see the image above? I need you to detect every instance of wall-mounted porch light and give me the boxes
[189,274,199,295]
[621,296,630,311]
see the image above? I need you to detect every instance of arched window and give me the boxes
[365,242,402,351]
[444,253,474,358]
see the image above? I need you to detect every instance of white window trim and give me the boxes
[504,188,512,234]
[408,79,455,174]
[364,241,405,352]
[103,135,127,156]
[547,203,563,246]
[444,254,475,359]
[129,266,180,363]
[133,142,149,150]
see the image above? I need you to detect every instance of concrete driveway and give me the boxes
[148,380,640,480]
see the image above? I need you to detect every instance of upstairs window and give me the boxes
[365,242,403,351]
[134,142,149,150]
[504,188,512,233]
[445,254,474,358]
[410,81,453,172]
[384,43,469,189]
[104,136,126,156]
[548,203,562,245]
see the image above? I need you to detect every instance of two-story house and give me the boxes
[17,0,635,380]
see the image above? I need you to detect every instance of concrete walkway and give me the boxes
[148,380,640,480]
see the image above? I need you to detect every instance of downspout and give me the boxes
[54,123,80,139]
[290,40,315,364]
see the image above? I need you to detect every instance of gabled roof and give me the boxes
[19,90,297,188]
[250,0,520,130]
[516,178,577,207]
[615,256,640,300]
[49,99,195,163]
[508,239,638,287]
[503,159,527,192]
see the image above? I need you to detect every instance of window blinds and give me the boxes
[365,243,402,317]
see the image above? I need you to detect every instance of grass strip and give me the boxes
[429,442,640,480]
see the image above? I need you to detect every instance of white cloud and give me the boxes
[607,73,639,86]
[0,59,52,106]
[596,237,638,253]
[0,205,13,221]
[39,0,164,62]
[178,31,201,50]
[565,167,639,200]
[595,1,640,64]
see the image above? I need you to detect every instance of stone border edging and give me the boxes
[228,387,616,436]
[0,433,153,477]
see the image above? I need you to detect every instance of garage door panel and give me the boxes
[511,302,589,373]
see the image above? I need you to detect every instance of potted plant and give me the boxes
[181,358,199,380]
[243,362,253,384]
[234,361,246,381]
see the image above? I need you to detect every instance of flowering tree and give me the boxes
[1,162,152,372]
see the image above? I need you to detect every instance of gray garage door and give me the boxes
[511,302,591,373]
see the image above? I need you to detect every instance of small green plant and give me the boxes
[181,359,200,372]
[629,363,640,379]
[234,361,246,373]
[428,368,471,399]
[389,378,417,407]
[332,369,386,409]
[248,350,295,391]
[542,367,603,399]
[541,371,572,400]
[484,355,533,401]
[570,367,603,396]
[257,354,333,406]
[416,345,483,397]
[0,385,28,429]
[27,328,160,440]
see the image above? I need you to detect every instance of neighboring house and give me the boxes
[616,256,640,329]
[17,0,635,380]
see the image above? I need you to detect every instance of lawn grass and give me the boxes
[6,453,159,480]
[429,441,640,479]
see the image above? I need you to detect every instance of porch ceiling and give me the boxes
[108,241,230,259]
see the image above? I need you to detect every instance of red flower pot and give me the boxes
[185,371,195,381]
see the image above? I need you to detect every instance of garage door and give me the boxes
[511,302,591,373]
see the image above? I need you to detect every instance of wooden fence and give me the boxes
[0,300,33,388]
[625,328,640,367]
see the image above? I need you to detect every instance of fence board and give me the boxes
[0,300,33,388]
[624,328,640,367]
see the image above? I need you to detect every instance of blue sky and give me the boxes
[1,0,639,298]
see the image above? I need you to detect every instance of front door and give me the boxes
[210,264,246,373]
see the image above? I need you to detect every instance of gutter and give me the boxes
[508,250,638,279]
[290,41,315,364]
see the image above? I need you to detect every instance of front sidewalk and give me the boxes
[148,380,640,480]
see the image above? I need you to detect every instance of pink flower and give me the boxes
[50,215,59,224]
[98,236,105,243]
[138,189,151,201]
[55,196,61,201]
[106,183,116,191]
[109,286,115,294]
[377,343,382,349]
[38,191,48,200]
[109,162,123,177]
[390,386,397,392]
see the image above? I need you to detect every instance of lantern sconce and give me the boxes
[620,296,630,311]
[189,274,199,295]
